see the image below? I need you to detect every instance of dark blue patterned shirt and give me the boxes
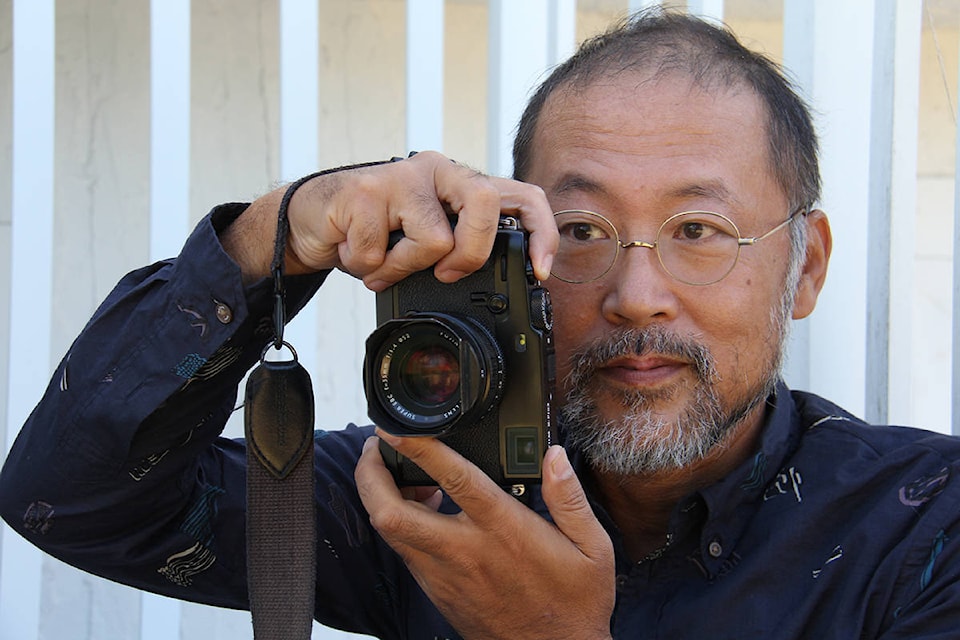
[2,205,960,639]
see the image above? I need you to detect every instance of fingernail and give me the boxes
[540,254,554,281]
[436,269,467,283]
[365,280,389,292]
[549,446,574,480]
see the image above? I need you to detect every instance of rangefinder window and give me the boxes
[505,426,541,476]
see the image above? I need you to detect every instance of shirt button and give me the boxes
[215,302,233,324]
[616,574,629,591]
[708,539,723,558]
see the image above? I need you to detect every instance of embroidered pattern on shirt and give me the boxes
[174,353,207,379]
[181,485,225,545]
[920,530,947,591]
[812,544,844,579]
[128,413,211,481]
[322,537,341,560]
[899,467,949,508]
[177,304,208,337]
[808,415,855,429]
[740,452,767,491]
[23,501,55,535]
[158,542,216,587]
[190,345,242,381]
[129,450,170,481]
[763,466,803,503]
[59,354,70,391]
[157,484,225,587]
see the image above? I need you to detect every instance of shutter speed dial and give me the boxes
[530,288,553,331]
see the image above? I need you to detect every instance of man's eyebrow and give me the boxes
[551,174,745,210]
[551,173,606,197]
[665,180,741,208]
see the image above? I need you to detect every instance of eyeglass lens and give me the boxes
[552,210,742,285]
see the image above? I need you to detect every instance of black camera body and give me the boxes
[363,216,556,487]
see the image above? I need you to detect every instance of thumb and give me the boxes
[541,446,612,561]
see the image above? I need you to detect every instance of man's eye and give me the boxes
[561,222,608,242]
[674,219,727,242]
[680,221,706,240]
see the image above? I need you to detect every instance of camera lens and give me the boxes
[399,345,461,406]
[364,313,504,434]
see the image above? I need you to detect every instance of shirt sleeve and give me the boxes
[0,204,409,635]
[875,467,960,640]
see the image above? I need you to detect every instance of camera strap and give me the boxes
[244,170,322,640]
[244,157,412,639]
[245,345,316,639]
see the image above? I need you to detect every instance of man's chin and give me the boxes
[560,381,731,476]
[591,380,690,421]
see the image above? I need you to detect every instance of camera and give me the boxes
[363,216,556,488]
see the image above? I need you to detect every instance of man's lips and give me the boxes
[596,355,689,387]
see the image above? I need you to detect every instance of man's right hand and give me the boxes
[221,151,558,289]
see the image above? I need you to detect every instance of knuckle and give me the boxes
[468,180,502,210]
[348,220,383,253]
[523,182,547,200]
[347,170,385,202]
[487,519,529,550]
[557,486,592,514]
[433,464,477,498]
[343,249,382,276]
[461,209,499,235]
[417,227,456,256]
[368,506,412,538]
[415,149,446,164]
[456,244,494,272]
[372,508,446,553]
[455,218,499,268]
[344,231,386,272]
[525,184,550,209]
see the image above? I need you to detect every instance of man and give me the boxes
[2,9,959,639]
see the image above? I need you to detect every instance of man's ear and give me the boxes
[792,209,832,320]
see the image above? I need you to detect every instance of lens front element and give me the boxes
[399,345,461,406]
[365,313,504,435]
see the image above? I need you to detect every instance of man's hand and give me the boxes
[222,151,558,288]
[355,430,615,640]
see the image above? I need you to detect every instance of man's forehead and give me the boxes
[527,73,771,187]
[542,68,759,121]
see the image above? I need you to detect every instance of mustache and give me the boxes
[565,325,718,387]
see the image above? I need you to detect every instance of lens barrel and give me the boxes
[364,313,505,435]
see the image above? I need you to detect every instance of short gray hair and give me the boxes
[512,8,821,216]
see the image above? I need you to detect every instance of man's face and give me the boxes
[525,73,797,476]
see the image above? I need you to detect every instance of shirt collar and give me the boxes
[692,380,803,575]
[567,380,803,574]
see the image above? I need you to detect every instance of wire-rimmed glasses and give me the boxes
[551,208,805,286]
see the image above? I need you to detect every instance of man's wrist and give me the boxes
[220,191,284,285]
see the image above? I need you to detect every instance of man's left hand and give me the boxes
[354,430,615,640]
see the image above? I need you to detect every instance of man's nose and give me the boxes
[600,243,680,325]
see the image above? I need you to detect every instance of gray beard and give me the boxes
[559,324,782,476]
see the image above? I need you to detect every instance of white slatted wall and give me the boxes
[1,1,957,638]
